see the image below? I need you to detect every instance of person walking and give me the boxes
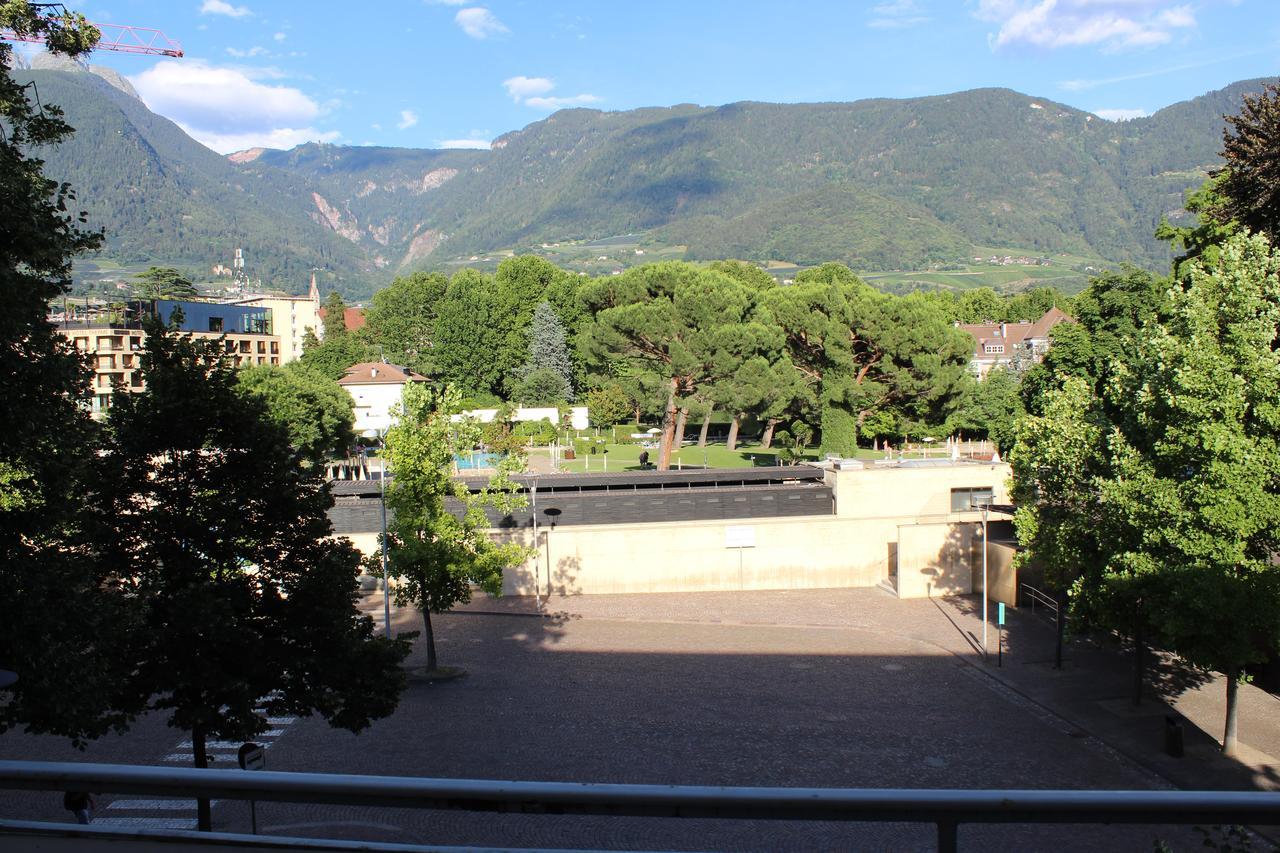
[63,791,95,824]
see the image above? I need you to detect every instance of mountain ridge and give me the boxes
[22,65,1277,298]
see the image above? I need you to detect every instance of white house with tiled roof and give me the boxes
[957,307,1073,379]
[337,362,430,436]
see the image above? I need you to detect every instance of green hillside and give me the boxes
[23,64,1277,299]
[17,68,377,296]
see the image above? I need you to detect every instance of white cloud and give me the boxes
[455,7,508,39]
[1093,107,1150,121]
[525,94,602,109]
[273,31,286,41]
[425,0,467,4]
[868,0,931,29]
[397,109,419,130]
[190,126,340,153]
[503,76,600,110]
[225,45,266,58]
[130,59,332,154]
[503,75,555,100]
[975,0,1196,52]
[438,138,492,149]
[200,0,252,18]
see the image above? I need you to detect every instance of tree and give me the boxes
[585,382,633,431]
[1014,234,1280,755]
[946,368,1025,454]
[300,328,376,380]
[432,269,507,395]
[512,301,575,401]
[382,382,531,672]
[579,262,782,469]
[0,3,140,746]
[510,367,571,406]
[1213,82,1280,242]
[237,362,356,464]
[101,321,410,829]
[761,265,970,456]
[132,266,197,300]
[363,271,448,375]
[322,291,349,341]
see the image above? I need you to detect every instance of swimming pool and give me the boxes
[455,452,502,470]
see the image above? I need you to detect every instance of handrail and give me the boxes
[1020,582,1060,622]
[2,761,1278,852]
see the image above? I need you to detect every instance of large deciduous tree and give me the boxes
[0,3,140,746]
[382,382,530,672]
[1014,233,1280,755]
[363,271,448,375]
[432,269,507,395]
[237,362,356,464]
[101,322,410,829]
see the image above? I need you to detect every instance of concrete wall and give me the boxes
[457,406,590,431]
[895,522,981,598]
[981,540,1019,607]
[340,460,1016,600]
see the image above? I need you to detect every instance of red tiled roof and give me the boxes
[337,362,430,385]
[317,306,366,332]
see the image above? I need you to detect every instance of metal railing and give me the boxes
[2,761,1278,852]
[1020,582,1060,623]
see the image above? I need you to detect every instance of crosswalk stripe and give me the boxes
[106,799,208,811]
[95,817,197,829]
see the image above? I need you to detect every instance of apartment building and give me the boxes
[235,273,322,364]
[58,299,281,416]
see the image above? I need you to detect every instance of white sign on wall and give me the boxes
[724,526,756,549]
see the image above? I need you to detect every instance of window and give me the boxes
[951,487,994,512]
[984,344,1004,354]
[208,316,224,333]
[270,341,279,354]
[257,341,266,354]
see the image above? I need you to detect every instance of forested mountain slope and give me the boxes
[21,61,1275,297]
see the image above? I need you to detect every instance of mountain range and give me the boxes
[16,56,1273,299]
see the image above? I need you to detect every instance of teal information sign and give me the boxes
[998,602,1006,626]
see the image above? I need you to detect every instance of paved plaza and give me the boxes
[2,588,1277,851]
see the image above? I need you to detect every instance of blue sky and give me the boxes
[41,0,1280,154]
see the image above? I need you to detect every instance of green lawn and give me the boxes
[531,440,908,473]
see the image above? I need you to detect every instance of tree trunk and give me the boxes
[1223,668,1240,756]
[726,413,743,452]
[674,407,688,456]
[761,418,779,449]
[697,410,712,447]
[193,724,212,832]
[423,608,438,672]
[657,378,678,470]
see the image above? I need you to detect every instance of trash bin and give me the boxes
[1164,715,1185,757]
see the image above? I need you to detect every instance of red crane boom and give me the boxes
[2,20,182,57]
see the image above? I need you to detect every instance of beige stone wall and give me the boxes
[895,521,981,598]
[338,461,1016,600]
[982,540,1019,607]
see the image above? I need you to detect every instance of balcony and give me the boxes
[1,761,1277,852]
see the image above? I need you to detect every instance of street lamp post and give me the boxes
[531,479,540,607]
[365,428,392,640]
[980,501,989,661]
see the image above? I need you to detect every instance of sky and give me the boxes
[27,0,1280,154]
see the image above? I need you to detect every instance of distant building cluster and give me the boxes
[971,255,1052,266]
[54,275,323,417]
[956,307,1072,379]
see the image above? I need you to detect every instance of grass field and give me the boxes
[528,439,909,473]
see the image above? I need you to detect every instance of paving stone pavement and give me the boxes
[4,587,1277,851]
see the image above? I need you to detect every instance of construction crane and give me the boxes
[1,4,182,57]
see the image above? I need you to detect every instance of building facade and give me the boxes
[58,300,280,417]
[957,307,1072,378]
[234,272,322,364]
[337,362,430,436]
